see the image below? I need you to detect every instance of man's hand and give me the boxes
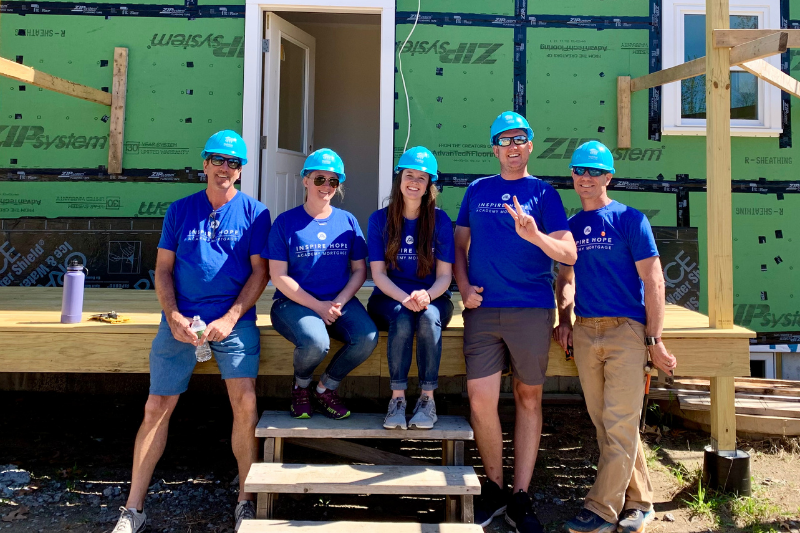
[409,290,431,310]
[504,195,541,244]
[462,285,484,309]
[648,342,677,375]
[167,311,198,345]
[552,323,573,352]
[315,301,343,325]
[199,314,237,344]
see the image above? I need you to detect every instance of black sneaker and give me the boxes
[505,490,544,533]
[474,479,507,527]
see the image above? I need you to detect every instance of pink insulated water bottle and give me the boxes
[61,259,87,324]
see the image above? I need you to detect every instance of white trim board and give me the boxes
[241,0,395,209]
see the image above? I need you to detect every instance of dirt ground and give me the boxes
[0,391,798,533]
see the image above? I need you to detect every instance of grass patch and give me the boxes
[681,478,784,530]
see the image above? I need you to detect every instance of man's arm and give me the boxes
[155,248,197,345]
[635,255,677,373]
[200,255,268,343]
[503,197,577,264]
[553,264,575,351]
[454,226,483,308]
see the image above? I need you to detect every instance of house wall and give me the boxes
[1,0,800,344]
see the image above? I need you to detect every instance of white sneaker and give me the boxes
[383,397,408,429]
[234,500,256,531]
[112,506,147,533]
[409,394,437,429]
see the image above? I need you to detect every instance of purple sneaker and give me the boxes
[290,385,313,419]
[313,387,351,419]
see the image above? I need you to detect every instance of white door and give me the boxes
[259,13,315,217]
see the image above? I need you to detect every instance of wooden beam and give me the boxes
[714,28,800,48]
[285,438,432,467]
[740,58,800,98]
[707,0,736,451]
[630,31,787,92]
[710,376,738,450]
[0,56,112,106]
[108,47,129,175]
[617,76,631,149]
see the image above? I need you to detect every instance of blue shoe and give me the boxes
[474,479,507,527]
[564,508,617,533]
[617,509,655,533]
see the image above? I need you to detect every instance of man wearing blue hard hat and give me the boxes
[553,141,676,533]
[454,111,577,533]
[113,130,272,533]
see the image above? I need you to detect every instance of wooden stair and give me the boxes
[250,410,478,524]
[239,520,484,532]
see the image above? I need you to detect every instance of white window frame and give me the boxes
[662,0,782,137]
[748,351,776,378]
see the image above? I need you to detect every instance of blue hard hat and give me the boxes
[394,146,438,182]
[201,130,248,165]
[489,111,534,146]
[302,148,346,183]
[569,141,615,174]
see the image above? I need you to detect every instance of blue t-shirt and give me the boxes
[456,175,570,308]
[158,190,271,323]
[367,207,455,296]
[568,200,659,323]
[265,205,368,301]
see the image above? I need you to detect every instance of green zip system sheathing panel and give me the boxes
[528,1,650,17]
[0,15,244,170]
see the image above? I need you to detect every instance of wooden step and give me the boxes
[239,520,484,532]
[245,463,480,495]
[256,410,473,440]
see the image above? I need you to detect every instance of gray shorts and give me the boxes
[462,307,555,386]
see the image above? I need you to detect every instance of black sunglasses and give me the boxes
[312,176,340,188]
[572,166,608,177]
[207,155,243,170]
[496,135,529,147]
[208,210,220,241]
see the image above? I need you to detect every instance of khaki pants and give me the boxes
[573,316,654,524]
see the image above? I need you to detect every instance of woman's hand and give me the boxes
[315,300,343,325]
[409,289,431,310]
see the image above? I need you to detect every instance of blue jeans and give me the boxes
[270,298,378,390]
[367,293,454,391]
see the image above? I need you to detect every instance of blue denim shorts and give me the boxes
[149,319,261,396]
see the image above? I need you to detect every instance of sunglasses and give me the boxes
[207,155,243,170]
[208,210,220,241]
[572,166,608,177]
[496,135,529,147]
[311,176,340,188]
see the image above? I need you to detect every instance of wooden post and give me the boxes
[617,76,631,149]
[108,47,128,175]
[706,0,737,452]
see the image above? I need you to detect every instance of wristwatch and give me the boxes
[645,336,661,346]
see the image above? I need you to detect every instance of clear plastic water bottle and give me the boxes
[190,315,213,362]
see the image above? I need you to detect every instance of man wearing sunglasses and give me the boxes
[113,130,272,533]
[553,141,676,533]
[454,111,577,533]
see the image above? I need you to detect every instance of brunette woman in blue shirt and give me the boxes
[367,147,455,429]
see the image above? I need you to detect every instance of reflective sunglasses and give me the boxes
[207,155,243,170]
[572,166,608,177]
[312,176,340,188]
[496,135,529,147]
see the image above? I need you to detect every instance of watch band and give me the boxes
[645,336,661,346]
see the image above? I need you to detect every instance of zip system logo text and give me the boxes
[397,40,503,64]
[0,126,108,150]
[537,138,663,162]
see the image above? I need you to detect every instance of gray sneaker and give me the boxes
[112,507,147,533]
[383,397,408,429]
[409,394,437,429]
[234,500,256,531]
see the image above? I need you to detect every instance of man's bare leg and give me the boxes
[511,378,543,493]
[467,371,503,486]
[226,377,258,501]
[125,394,180,510]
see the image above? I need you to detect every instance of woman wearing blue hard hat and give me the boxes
[366,147,455,429]
[264,148,378,420]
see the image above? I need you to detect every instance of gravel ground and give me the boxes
[0,391,798,532]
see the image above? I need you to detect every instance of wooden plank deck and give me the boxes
[0,286,754,377]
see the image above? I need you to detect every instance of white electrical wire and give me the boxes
[397,0,421,154]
